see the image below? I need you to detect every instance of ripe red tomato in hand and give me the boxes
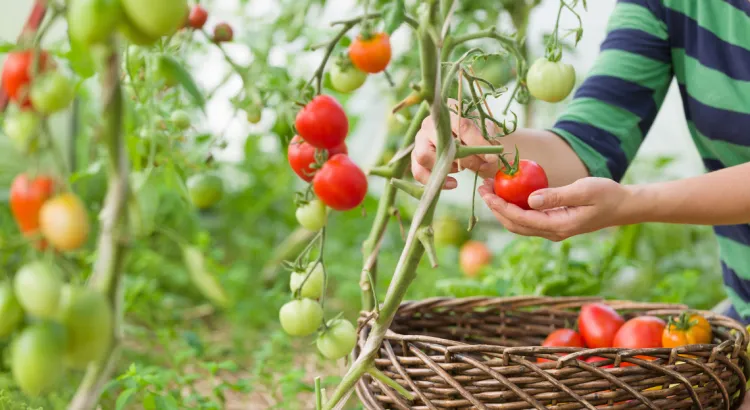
[612,316,666,366]
[187,5,208,29]
[578,303,625,348]
[10,174,55,237]
[349,32,392,74]
[494,159,549,210]
[538,329,585,363]
[313,154,368,211]
[2,50,53,108]
[213,22,234,42]
[295,95,349,149]
[459,240,491,277]
[288,135,348,182]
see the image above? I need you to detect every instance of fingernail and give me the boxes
[528,194,544,209]
[445,180,457,189]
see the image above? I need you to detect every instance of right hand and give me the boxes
[411,99,501,190]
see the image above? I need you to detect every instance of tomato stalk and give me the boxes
[68,38,131,410]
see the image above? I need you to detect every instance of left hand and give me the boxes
[477,177,637,242]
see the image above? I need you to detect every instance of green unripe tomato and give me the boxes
[330,62,367,93]
[245,105,262,124]
[279,299,323,337]
[171,110,191,130]
[59,286,113,369]
[67,0,122,45]
[0,283,23,338]
[4,110,41,153]
[119,14,159,46]
[30,72,75,114]
[433,216,470,247]
[526,57,576,103]
[120,0,188,38]
[14,262,62,319]
[316,319,357,360]
[187,173,224,209]
[289,262,324,299]
[11,323,65,396]
[295,199,327,231]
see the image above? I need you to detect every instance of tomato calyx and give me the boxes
[497,148,521,176]
[667,312,701,332]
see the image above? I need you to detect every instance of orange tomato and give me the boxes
[459,240,492,277]
[10,174,55,239]
[348,32,392,74]
[662,313,712,348]
[39,193,90,251]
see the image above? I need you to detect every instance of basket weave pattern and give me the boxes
[354,297,749,410]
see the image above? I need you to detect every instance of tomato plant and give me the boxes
[29,71,75,114]
[14,261,62,320]
[39,193,90,251]
[120,0,187,38]
[330,57,367,93]
[287,135,348,182]
[494,159,549,210]
[213,22,234,43]
[289,262,325,299]
[662,313,712,348]
[187,5,208,30]
[295,95,349,149]
[10,173,55,237]
[296,199,327,231]
[2,50,53,107]
[0,283,23,338]
[470,54,515,89]
[526,57,576,103]
[59,286,113,369]
[349,32,392,74]
[279,299,323,337]
[312,154,368,211]
[187,173,224,209]
[67,0,122,45]
[459,240,492,277]
[11,323,66,396]
[577,303,625,348]
[537,328,585,363]
[316,319,357,360]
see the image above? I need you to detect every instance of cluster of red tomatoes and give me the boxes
[182,5,234,43]
[539,303,713,365]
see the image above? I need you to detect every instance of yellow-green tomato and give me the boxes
[433,216,469,247]
[59,286,113,370]
[187,173,224,209]
[119,13,159,46]
[295,199,327,231]
[316,319,357,360]
[289,262,324,299]
[526,57,576,103]
[29,72,75,114]
[0,283,23,338]
[279,299,323,337]
[67,0,122,45]
[11,323,65,396]
[171,110,191,130]
[4,110,40,153]
[120,0,188,38]
[245,105,262,124]
[330,62,367,93]
[14,261,62,319]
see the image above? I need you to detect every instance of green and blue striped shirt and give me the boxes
[549,0,750,321]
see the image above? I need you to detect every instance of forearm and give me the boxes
[501,128,590,187]
[622,163,750,225]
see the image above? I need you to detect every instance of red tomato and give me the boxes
[312,154,367,211]
[348,32,392,74]
[187,5,208,29]
[295,95,349,149]
[288,135,348,182]
[494,159,549,210]
[578,303,625,348]
[458,241,491,277]
[537,329,585,363]
[2,50,53,108]
[213,22,233,42]
[612,316,665,366]
[10,174,55,237]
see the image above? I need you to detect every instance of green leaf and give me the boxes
[115,388,137,410]
[65,36,96,79]
[156,55,206,110]
[384,0,406,35]
[0,41,17,53]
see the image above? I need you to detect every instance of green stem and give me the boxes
[315,377,323,410]
[456,144,504,158]
[391,178,424,199]
[368,165,394,178]
[368,366,415,401]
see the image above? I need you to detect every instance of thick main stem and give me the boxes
[326,3,455,407]
[68,38,131,410]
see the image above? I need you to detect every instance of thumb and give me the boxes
[527,182,591,210]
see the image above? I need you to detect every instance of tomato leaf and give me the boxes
[384,0,406,35]
[115,388,137,410]
[65,37,96,79]
[156,55,206,110]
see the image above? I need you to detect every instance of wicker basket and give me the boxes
[354,296,750,410]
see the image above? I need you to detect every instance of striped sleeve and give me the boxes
[549,0,673,181]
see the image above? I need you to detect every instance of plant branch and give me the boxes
[456,144,504,158]
[390,178,424,199]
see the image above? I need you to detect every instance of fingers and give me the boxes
[412,155,458,189]
[528,179,594,210]
[446,106,500,164]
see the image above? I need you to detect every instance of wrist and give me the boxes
[615,183,657,226]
